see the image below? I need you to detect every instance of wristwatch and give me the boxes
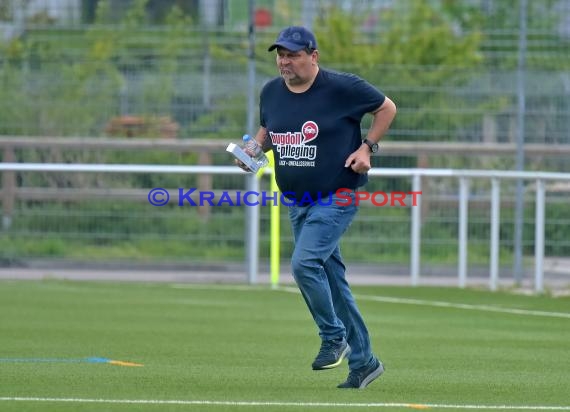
[362,138,379,153]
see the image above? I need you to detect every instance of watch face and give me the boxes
[365,140,378,153]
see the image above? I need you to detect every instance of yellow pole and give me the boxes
[269,166,280,289]
[255,151,280,288]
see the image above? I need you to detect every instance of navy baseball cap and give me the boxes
[267,26,318,52]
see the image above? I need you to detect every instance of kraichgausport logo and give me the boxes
[147,188,422,207]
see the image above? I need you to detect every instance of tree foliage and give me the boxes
[314,3,491,142]
[0,0,196,137]
[0,0,568,141]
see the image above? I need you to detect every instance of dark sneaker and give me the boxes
[311,338,350,370]
[337,357,384,389]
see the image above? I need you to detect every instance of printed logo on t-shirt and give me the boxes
[301,121,318,143]
[269,121,318,167]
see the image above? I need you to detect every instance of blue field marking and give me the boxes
[0,358,84,364]
[0,357,143,367]
[85,357,112,363]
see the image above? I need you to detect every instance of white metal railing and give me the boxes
[1,163,569,293]
[367,168,570,293]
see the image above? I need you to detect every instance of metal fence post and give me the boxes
[534,179,545,293]
[458,178,469,288]
[490,178,501,291]
[410,174,422,286]
[2,146,15,230]
[245,0,259,285]
[245,173,260,284]
[514,0,528,285]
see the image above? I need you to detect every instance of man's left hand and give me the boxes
[344,146,371,174]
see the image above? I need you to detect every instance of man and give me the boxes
[239,26,397,389]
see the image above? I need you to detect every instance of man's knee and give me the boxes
[291,254,305,275]
[291,253,317,272]
[291,253,319,277]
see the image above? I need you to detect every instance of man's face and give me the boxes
[275,47,317,86]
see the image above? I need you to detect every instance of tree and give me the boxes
[0,0,198,137]
[313,3,490,143]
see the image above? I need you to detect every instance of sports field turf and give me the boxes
[0,279,569,412]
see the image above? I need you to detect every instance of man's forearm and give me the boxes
[366,97,397,143]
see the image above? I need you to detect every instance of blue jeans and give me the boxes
[288,192,374,370]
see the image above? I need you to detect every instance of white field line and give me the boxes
[171,284,270,292]
[170,284,570,319]
[274,286,570,319]
[0,397,569,410]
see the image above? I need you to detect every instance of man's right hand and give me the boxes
[235,158,252,172]
[234,147,256,172]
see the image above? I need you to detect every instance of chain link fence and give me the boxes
[1,1,569,146]
[0,0,569,286]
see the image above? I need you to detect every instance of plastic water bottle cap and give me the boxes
[242,134,251,141]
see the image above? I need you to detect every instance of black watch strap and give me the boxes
[363,139,379,153]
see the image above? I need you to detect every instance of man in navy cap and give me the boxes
[239,26,397,389]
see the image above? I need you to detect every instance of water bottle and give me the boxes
[242,134,269,168]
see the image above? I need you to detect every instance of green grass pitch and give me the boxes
[0,279,569,412]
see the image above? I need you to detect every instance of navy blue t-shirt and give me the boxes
[260,68,385,202]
